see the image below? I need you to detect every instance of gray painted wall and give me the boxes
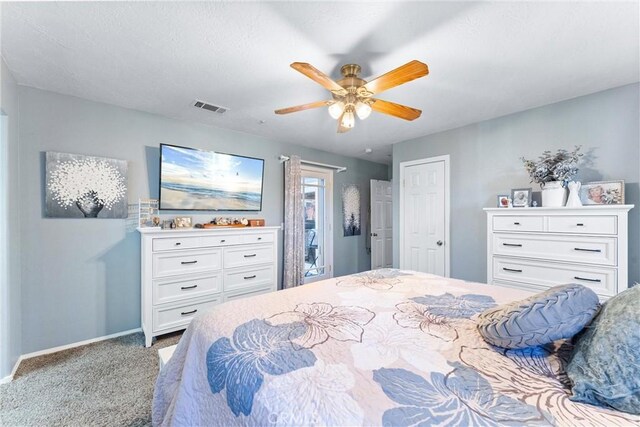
[18,86,387,354]
[393,83,640,286]
[0,58,22,378]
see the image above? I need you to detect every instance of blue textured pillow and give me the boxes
[477,284,600,349]
[567,285,640,414]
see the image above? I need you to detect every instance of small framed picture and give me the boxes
[511,188,532,208]
[580,181,625,205]
[174,216,192,228]
[497,195,510,208]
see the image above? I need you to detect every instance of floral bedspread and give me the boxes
[152,270,639,426]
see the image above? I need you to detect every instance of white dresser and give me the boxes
[138,226,279,346]
[485,206,633,299]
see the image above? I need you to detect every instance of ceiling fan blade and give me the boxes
[371,99,422,121]
[362,60,429,95]
[275,100,330,115]
[291,62,347,96]
[337,112,352,133]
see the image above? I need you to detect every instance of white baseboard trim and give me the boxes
[0,328,142,384]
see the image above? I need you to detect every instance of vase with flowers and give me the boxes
[521,146,582,207]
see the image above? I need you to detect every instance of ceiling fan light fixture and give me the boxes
[328,101,344,119]
[341,108,355,129]
[355,101,372,120]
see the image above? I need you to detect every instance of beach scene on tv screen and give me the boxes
[160,145,263,210]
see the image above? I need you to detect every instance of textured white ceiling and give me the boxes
[2,1,638,164]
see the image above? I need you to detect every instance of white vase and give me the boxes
[565,181,583,208]
[541,181,567,207]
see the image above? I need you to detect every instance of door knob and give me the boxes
[371,233,378,237]
[437,240,443,246]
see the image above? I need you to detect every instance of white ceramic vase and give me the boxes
[565,181,583,208]
[541,181,568,207]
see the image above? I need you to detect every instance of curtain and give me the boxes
[283,155,305,289]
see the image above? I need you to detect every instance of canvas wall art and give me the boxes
[342,184,361,237]
[45,152,128,218]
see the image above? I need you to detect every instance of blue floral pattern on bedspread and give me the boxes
[206,319,316,416]
[373,364,542,426]
[154,271,640,427]
[411,293,496,319]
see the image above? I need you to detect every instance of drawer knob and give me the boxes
[181,260,198,265]
[502,243,523,247]
[181,284,198,290]
[244,254,257,258]
[574,276,601,283]
[513,222,521,225]
[576,223,585,227]
[181,309,198,316]
[244,275,257,280]
[175,242,182,246]
[503,267,523,273]
[220,239,226,243]
[574,247,602,253]
[257,237,262,240]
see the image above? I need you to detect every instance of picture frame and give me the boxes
[579,180,625,205]
[510,188,532,208]
[174,216,192,228]
[497,195,510,208]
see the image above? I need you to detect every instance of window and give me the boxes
[301,166,333,283]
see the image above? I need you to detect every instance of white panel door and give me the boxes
[370,179,393,269]
[401,160,446,275]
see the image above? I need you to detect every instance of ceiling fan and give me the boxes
[275,60,429,133]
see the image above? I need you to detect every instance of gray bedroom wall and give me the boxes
[392,83,640,286]
[18,86,387,354]
[0,58,22,378]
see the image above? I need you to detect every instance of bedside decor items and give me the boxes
[138,198,160,228]
[342,184,361,236]
[580,180,625,205]
[510,188,532,207]
[174,217,192,228]
[45,151,128,218]
[521,146,582,207]
[497,195,510,208]
[565,181,583,208]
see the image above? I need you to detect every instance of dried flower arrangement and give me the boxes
[521,146,582,187]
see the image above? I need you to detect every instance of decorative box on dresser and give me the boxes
[485,206,634,300]
[138,226,279,346]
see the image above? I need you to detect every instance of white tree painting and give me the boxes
[342,184,361,237]
[45,152,128,218]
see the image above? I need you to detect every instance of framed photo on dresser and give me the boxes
[510,188,532,207]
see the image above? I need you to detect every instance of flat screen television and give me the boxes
[159,144,264,211]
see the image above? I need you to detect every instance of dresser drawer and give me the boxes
[493,257,616,296]
[224,285,273,302]
[152,249,222,278]
[493,233,617,266]
[153,273,222,305]
[242,232,274,244]
[224,265,273,292]
[200,234,243,247]
[153,236,201,252]
[493,216,544,232]
[153,296,220,333]
[224,245,274,269]
[548,215,617,235]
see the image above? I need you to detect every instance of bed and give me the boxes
[152,269,639,426]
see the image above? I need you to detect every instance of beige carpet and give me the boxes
[0,331,182,427]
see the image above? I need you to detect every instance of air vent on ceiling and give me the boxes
[194,100,228,114]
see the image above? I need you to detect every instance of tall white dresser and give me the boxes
[485,206,633,299]
[138,226,279,346]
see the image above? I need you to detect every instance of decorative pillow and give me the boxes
[567,285,640,414]
[476,284,599,349]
